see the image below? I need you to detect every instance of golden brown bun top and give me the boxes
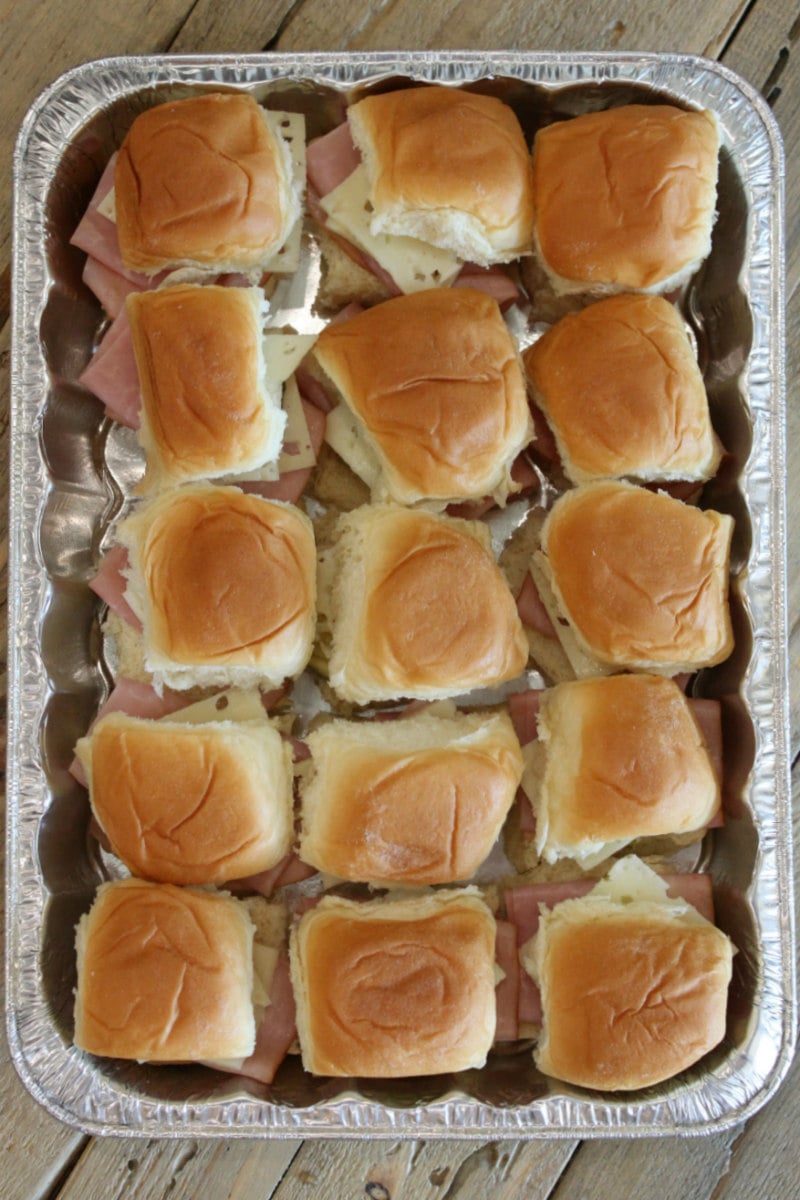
[80,712,292,885]
[121,484,315,676]
[291,891,497,1077]
[523,294,719,484]
[300,711,523,885]
[313,288,531,502]
[538,675,720,855]
[329,506,529,701]
[532,105,719,289]
[542,481,733,671]
[115,93,292,274]
[74,879,255,1062]
[128,285,276,487]
[535,901,732,1090]
[349,86,535,260]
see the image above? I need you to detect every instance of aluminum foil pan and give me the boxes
[7,51,795,1137]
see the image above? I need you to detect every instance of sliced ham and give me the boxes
[231,852,318,898]
[690,698,723,787]
[79,309,142,428]
[295,362,335,413]
[507,689,543,746]
[454,265,521,310]
[648,479,705,504]
[218,952,297,1086]
[306,122,362,198]
[528,402,559,465]
[240,399,326,505]
[494,920,520,1042]
[89,544,141,630]
[82,256,145,318]
[516,573,556,638]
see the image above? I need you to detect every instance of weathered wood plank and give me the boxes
[55,1138,302,1200]
[723,0,800,290]
[544,1130,739,1200]
[169,0,295,53]
[276,0,747,56]
[269,1139,576,1200]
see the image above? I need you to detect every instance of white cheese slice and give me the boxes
[321,164,462,294]
[263,332,317,384]
[252,941,279,1010]
[278,375,316,474]
[158,688,268,725]
[323,402,382,490]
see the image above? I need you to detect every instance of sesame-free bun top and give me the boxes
[76,712,293,885]
[539,481,733,672]
[323,505,528,703]
[74,879,256,1062]
[299,709,523,885]
[532,105,719,293]
[523,294,720,484]
[526,860,733,1090]
[348,86,535,265]
[535,675,720,865]
[290,890,497,1077]
[128,285,285,492]
[313,288,532,506]
[115,92,299,275]
[118,484,316,690]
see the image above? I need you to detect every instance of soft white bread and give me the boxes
[128,285,285,492]
[115,92,301,275]
[533,481,734,674]
[523,857,733,1090]
[530,675,720,867]
[299,710,523,885]
[523,293,720,484]
[117,484,316,690]
[347,86,535,266]
[321,505,529,703]
[74,879,256,1061]
[75,712,293,884]
[311,288,533,507]
[531,105,719,294]
[290,890,497,1076]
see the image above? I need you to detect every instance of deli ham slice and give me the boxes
[230,852,318,898]
[82,256,145,318]
[70,153,154,289]
[306,122,362,198]
[516,573,556,638]
[240,399,326,505]
[453,264,520,310]
[69,677,191,785]
[494,919,520,1042]
[79,309,142,428]
[89,544,141,630]
[507,689,543,745]
[208,951,297,1086]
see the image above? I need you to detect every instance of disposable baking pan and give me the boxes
[7,51,795,1136]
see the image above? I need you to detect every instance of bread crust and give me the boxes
[115,93,299,274]
[290,890,497,1076]
[532,105,719,293]
[74,879,256,1061]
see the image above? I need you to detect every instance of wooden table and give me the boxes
[1,2,797,1197]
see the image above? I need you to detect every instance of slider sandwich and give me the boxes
[298,709,524,886]
[527,104,719,299]
[115,92,303,277]
[318,504,529,703]
[127,284,286,492]
[521,856,733,1090]
[308,288,533,508]
[75,709,294,885]
[74,879,296,1083]
[290,890,497,1077]
[306,85,534,306]
[111,483,316,691]
[523,481,734,679]
[523,293,721,487]
[507,674,721,873]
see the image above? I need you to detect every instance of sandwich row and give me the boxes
[74,859,734,1092]
[91,483,733,701]
[71,88,721,313]
[73,672,723,888]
